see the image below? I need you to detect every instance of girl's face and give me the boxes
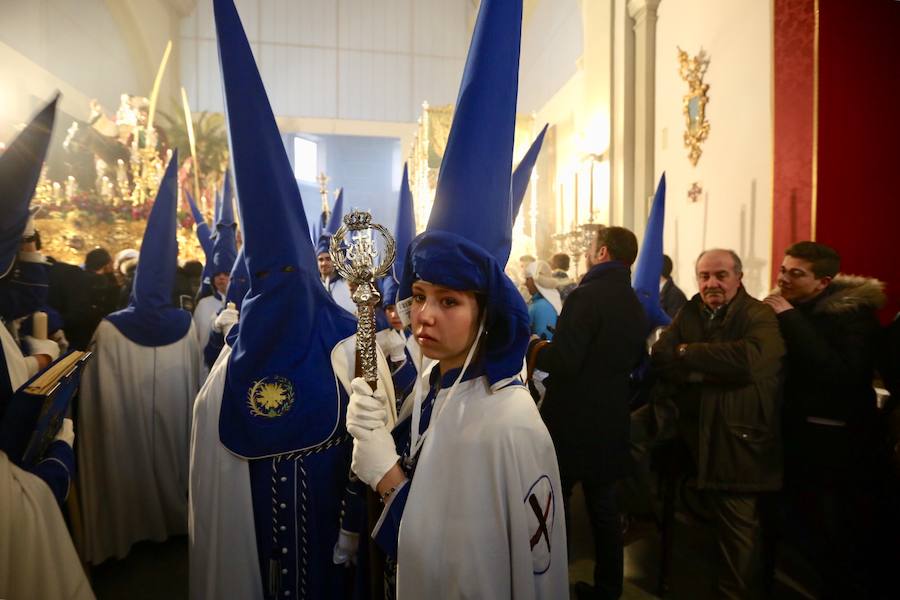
[410,280,480,373]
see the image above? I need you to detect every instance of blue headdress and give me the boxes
[224,247,249,311]
[314,187,344,256]
[381,163,415,308]
[106,154,192,346]
[398,0,527,387]
[214,0,357,457]
[632,173,670,330]
[511,124,548,219]
[0,95,58,278]
[209,174,238,277]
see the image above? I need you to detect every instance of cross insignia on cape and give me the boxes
[525,474,556,574]
[246,376,294,418]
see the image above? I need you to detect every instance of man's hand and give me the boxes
[763,294,794,314]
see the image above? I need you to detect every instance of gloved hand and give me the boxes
[54,418,75,448]
[332,529,359,567]
[213,307,239,335]
[50,330,69,354]
[346,377,389,433]
[24,335,60,362]
[346,378,398,489]
[375,329,407,363]
[351,429,399,491]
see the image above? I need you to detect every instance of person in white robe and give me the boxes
[77,154,200,565]
[344,1,568,596]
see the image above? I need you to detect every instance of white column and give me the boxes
[611,0,635,229]
[627,0,660,240]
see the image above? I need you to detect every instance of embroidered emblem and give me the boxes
[524,475,555,574]
[247,376,295,418]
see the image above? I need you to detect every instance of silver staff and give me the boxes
[329,210,396,387]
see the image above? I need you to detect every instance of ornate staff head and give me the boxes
[329,210,396,384]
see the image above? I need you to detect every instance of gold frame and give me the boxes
[678,47,711,166]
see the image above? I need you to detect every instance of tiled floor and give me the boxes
[90,485,818,599]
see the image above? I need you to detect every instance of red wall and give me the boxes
[816,0,900,320]
[773,0,900,320]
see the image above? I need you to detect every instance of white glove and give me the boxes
[332,529,359,567]
[351,429,399,491]
[213,307,239,335]
[50,330,69,354]
[346,377,389,434]
[54,418,75,448]
[24,336,60,362]
[376,329,407,363]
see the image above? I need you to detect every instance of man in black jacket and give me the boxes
[764,241,886,598]
[528,226,648,600]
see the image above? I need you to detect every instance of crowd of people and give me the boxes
[2,0,899,599]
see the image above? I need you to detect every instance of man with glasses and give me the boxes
[764,241,886,597]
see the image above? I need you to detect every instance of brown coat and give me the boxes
[651,287,786,491]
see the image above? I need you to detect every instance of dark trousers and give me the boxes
[561,474,623,600]
[705,492,767,599]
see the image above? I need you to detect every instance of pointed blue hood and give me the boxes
[315,187,344,255]
[214,0,357,457]
[512,124,548,219]
[186,190,213,257]
[210,173,237,277]
[632,173,670,330]
[0,95,58,278]
[106,154,192,346]
[382,163,415,308]
[398,0,527,387]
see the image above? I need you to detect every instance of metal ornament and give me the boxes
[329,210,396,385]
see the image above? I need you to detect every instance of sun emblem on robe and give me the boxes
[247,376,294,418]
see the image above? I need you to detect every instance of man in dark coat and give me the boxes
[764,241,887,598]
[528,226,648,600]
[659,254,688,318]
[651,248,785,599]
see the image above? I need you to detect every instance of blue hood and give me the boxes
[0,95,58,278]
[632,173,670,330]
[106,154,192,346]
[214,0,357,458]
[512,124,548,219]
[398,0,526,387]
[210,171,238,276]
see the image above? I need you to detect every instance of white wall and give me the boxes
[180,0,473,123]
[518,0,583,114]
[654,0,772,299]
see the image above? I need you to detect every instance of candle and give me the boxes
[32,311,47,340]
[558,183,564,231]
[574,172,579,227]
[52,181,61,201]
[589,162,594,219]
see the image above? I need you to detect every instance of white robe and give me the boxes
[395,376,568,599]
[0,451,95,600]
[193,294,223,382]
[188,335,395,600]
[330,278,356,316]
[1,322,31,391]
[77,319,200,564]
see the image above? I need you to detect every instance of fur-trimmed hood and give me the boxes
[815,274,886,314]
[771,274,886,314]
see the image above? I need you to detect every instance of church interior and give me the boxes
[1,1,899,599]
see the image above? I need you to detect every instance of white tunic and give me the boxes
[193,294,223,381]
[77,319,200,564]
[188,335,395,600]
[0,451,95,600]
[1,322,31,391]
[396,377,568,599]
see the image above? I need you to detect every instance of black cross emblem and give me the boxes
[528,493,552,552]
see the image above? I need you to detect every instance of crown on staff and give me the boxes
[343,210,372,231]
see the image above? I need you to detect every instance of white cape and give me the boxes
[1,322,31,391]
[188,334,395,600]
[0,451,95,600]
[77,319,200,564]
[396,378,568,599]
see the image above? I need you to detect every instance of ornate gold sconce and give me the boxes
[677,47,711,166]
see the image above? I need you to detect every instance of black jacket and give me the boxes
[533,262,648,482]
[776,275,885,477]
[660,278,688,319]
